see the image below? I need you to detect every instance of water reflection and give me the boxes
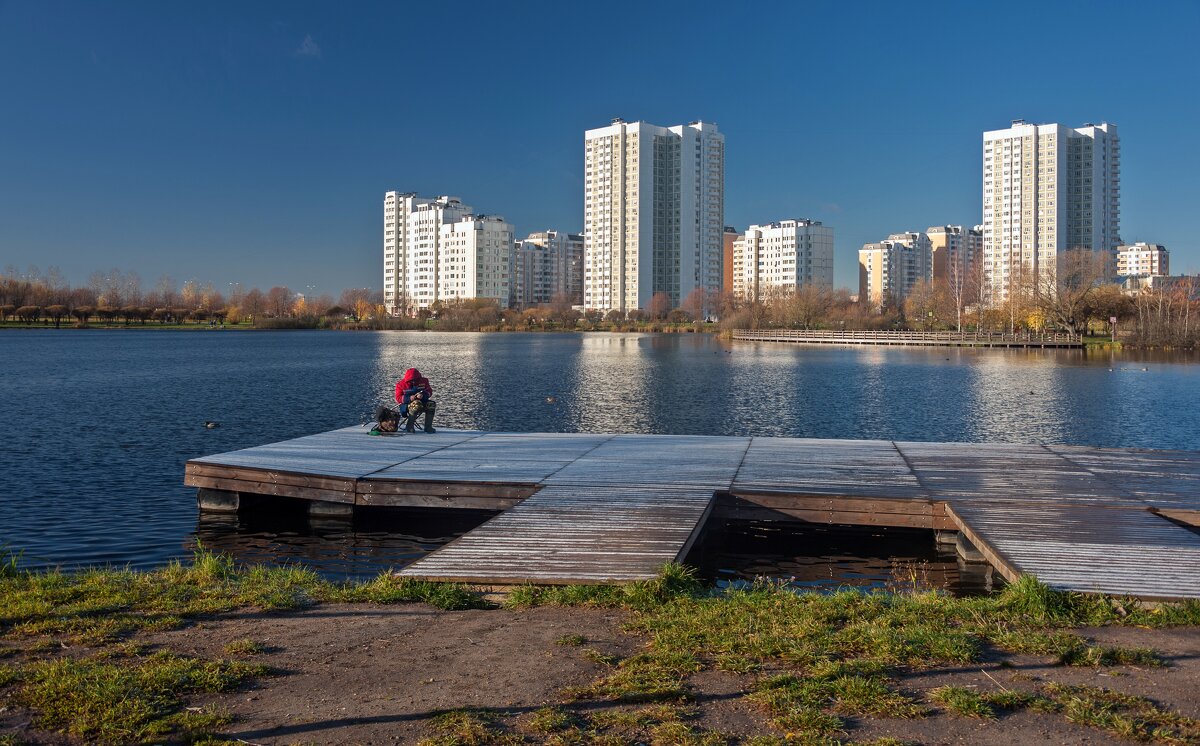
[193,506,496,580]
[2,330,1198,576]
[690,520,997,596]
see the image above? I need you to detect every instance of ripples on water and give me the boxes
[0,330,1196,580]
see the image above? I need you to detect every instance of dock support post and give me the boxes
[197,488,239,514]
[955,534,987,563]
[934,530,958,547]
[308,500,354,519]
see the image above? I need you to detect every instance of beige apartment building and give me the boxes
[928,225,982,282]
[858,232,932,309]
[438,215,514,309]
[722,226,740,297]
[1116,242,1168,278]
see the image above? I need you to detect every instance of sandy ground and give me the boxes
[3,605,1199,744]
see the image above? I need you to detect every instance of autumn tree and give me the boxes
[648,292,673,321]
[44,304,68,328]
[242,288,265,319]
[680,287,706,321]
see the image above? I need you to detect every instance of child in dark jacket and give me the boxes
[394,368,437,433]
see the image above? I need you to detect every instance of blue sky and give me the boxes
[1,0,1197,294]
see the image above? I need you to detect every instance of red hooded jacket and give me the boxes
[395,368,433,406]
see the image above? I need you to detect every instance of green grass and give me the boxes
[420,709,524,745]
[3,552,1199,745]
[0,547,488,645]
[524,706,579,734]
[221,639,267,657]
[16,652,263,743]
[1041,683,1200,743]
[930,686,996,719]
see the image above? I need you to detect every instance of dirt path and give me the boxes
[5,604,1199,744]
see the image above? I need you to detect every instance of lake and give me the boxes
[1,330,1197,583]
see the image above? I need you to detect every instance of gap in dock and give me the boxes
[685,518,1000,597]
[193,495,497,581]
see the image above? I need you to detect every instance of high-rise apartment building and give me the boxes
[583,119,725,312]
[732,219,834,301]
[511,230,584,308]
[439,215,514,308]
[982,121,1120,303]
[858,232,932,309]
[928,225,982,282]
[1116,242,1168,277]
[382,192,512,313]
[722,226,740,297]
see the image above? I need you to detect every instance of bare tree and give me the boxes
[1030,249,1111,337]
[266,286,293,318]
[154,275,178,308]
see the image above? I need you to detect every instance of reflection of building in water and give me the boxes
[574,335,658,433]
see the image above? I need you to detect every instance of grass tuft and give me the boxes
[568,651,700,703]
[222,639,267,657]
[555,634,586,647]
[422,709,524,745]
[1042,683,1200,744]
[524,706,578,734]
[930,686,996,719]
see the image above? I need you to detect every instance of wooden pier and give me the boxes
[186,428,1200,600]
[732,329,1083,348]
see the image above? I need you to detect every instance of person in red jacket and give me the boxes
[394,368,437,433]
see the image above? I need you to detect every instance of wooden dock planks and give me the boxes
[947,502,1200,600]
[397,485,719,584]
[186,427,1200,598]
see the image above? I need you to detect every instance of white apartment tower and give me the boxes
[1116,242,1168,278]
[732,219,834,301]
[382,192,512,313]
[982,121,1120,303]
[383,193,470,314]
[439,215,515,308]
[511,230,584,308]
[583,119,725,312]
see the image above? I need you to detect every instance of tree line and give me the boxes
[733,250,1199,347]
[5,256,1196,345]
[0,266,385,328]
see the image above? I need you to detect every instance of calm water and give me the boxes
[1,330,1197,582]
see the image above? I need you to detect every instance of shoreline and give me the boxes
[2,323,1196,350]
[1,554,1198,744]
